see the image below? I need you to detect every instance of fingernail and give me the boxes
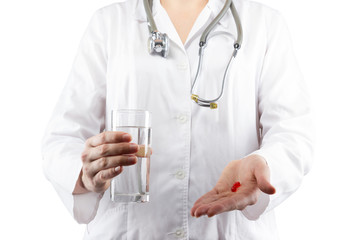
[122,133,131,141]
[128,156,137,163]
[115,166,121,172]
[130,143,139,151]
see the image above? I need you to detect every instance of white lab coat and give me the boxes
[42,0,313,239]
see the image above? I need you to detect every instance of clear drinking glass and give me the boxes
[110,109,151,202]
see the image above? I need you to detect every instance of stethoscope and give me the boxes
[144,0,243,109]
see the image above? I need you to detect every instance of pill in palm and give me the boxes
[231,181,241,192]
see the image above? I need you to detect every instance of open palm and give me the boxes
[190,155,276,218]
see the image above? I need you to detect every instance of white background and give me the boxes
[0,0,359,239]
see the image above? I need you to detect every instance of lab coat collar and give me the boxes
[208,0,230,28]
[207,0,239,41]
[133,0,238,49]
[133,0,233,29]
[133,0,159,22]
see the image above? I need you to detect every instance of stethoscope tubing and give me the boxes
[144,0,157,32]
[192,48,237,104]
[144,0,243,108]
[191,1,242,106]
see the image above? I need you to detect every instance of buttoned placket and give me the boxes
[147,1,238,238]
[151,2,218,239]
[151,7,188,240]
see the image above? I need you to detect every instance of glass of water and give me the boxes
[110,109,151,203]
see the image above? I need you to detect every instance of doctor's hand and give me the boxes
[190,155,276,218]
[74,131,139,194]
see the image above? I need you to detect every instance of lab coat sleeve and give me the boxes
[41,8,108,224]
[242,10,314,220]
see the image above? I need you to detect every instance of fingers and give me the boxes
[87,166,123,193]
[192,204,212,218]
[192,197,230,218]
[86,142,139,161]
[192,196,236,218]
[86,131,132,147]
[190,190,217,216]
[81,150,138,193]
[206,197,238,217]
[191,190,229,217]
[254,160,276,195]
[191,192,257,218]
[95,166,123,183]
[80,131,154,194]
[206,192,259,217]
[191,156,276,219]
[86,155,137,177]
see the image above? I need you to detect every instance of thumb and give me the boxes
[254,159,276,195]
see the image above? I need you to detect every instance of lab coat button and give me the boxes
[175,170,185,180]
[178,115,188,124]
[175,229,184,237]
[176,63,188,70]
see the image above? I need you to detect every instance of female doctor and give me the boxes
[42,0,313,239]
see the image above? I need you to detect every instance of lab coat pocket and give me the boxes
[86,204,128,240]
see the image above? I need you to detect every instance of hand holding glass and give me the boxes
[110,110,151,202]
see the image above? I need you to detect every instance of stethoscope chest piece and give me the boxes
[147,32,170,58]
